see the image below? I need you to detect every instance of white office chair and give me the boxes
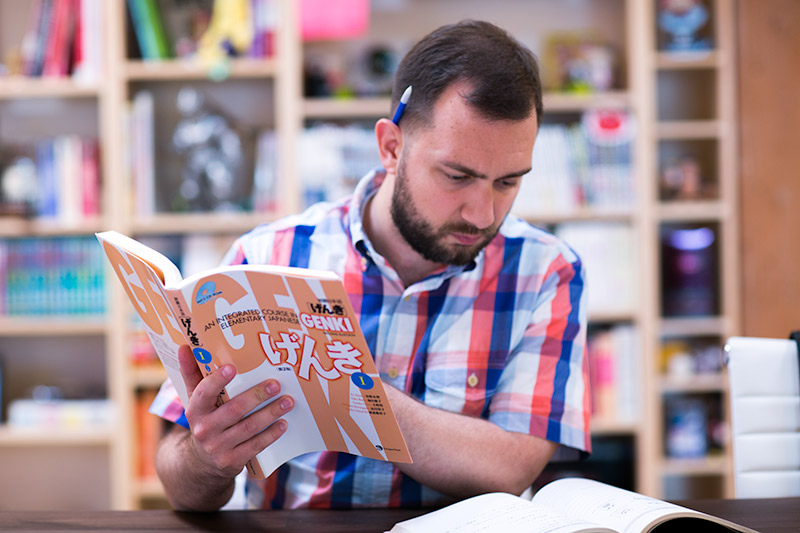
[725,336,800,498]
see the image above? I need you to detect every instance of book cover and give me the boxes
[127,0,157,60]
[97,230,412,478]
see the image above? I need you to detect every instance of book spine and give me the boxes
[36,140,57,219]
[30,0,55,76]
[135,389,161,480]
[127,0,157,60]
[70,0,82,76]
[0,240,6,316]
[21,0,46,76]
[131,91,156,215]
[81,138,101,217]
[41,0,74,77]
[142,0,171,59]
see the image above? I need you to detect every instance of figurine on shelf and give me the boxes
[660,155,705,200]
[171,87,248,213]
[197,0,254,79]
[0,155,37,217]
[657,0,712,52]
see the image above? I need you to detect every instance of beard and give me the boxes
[389,156,499,266]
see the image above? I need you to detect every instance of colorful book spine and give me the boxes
[72,0,104,83]
[33,136,102,222]
[42,0,76,77]
[127,0,171,60]
[0,237,106,316]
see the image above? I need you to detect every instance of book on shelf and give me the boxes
[127,0,172,60]
[19,0,102,79]
[135,388,162,480]
[127,90,156,216]
[389,477,758,533]
[554,222,636,318]
[512,111,634,218]
[96,230,412,479]
[587,324,639,423]
[0,236,106,316]
[34,135,101,222]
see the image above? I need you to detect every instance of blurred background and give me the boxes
[0,0,796,510]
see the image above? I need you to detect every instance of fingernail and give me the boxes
[221,365,235,378]
[266,381,280,395]
[280,397,294,411]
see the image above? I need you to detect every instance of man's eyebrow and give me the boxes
[443,161,532,180]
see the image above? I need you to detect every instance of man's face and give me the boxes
[387,83,539,266]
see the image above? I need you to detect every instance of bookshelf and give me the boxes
[0,0,740,509]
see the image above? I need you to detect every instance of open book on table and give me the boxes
[390,477,759,533]
[97,230,411,479]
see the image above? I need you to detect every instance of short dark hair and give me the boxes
[391,20,543,131]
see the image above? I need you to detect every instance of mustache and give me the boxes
[441,222,490,236]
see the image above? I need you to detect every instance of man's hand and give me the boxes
[155,345,295,511]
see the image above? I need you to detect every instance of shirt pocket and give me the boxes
[423,358,490,418]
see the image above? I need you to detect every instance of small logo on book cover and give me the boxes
[196,281,222,304]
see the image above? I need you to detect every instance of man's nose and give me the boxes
[460,187,496,230]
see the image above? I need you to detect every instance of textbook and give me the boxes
[96,230,412,479]
[389,477,759,533]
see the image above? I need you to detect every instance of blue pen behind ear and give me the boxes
[392,86,413,124]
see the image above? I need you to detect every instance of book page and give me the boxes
[531,478,757,533]
[97,231,183,286]
[390,493,615,533]
[97,233,191,406]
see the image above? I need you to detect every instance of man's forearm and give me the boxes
[155,426,237,511]
[386,386,557,498]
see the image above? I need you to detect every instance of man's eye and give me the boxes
[497,179,519,190]
[447,174,469,182]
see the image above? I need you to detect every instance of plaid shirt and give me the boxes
[151,170,591,509]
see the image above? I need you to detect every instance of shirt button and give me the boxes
[388,367,399,379]
[467,373,479,388]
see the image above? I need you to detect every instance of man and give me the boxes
[153,20,591,511]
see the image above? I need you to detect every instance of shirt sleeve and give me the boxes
[488,250,592,454]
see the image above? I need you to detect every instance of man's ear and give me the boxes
[375,118,403,174]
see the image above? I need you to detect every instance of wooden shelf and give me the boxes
[0,216,105,237]
[124,58,277,81]
[131,212,276,235]
[301,90,632,120]
[518,207,636,225]
[660,317,728,338]
[658,200,728,222]
[542,90,631,112]
[303,97,392,119]
[0,77,100,100]
[660,373,728,394]
[657,120,721,139]
[131,365,168,388]
[135,477,166,500]
[588,310,637,323]
[0,425,113,447]
[655,50,720,70]
[0,316,107,337]
[661,455,728,477]
[591,418,639,436]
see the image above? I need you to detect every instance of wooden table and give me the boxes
[0,498,797,532]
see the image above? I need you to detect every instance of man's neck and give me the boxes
[362,183,442,288]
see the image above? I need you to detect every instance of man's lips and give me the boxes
[450,232,482,246]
